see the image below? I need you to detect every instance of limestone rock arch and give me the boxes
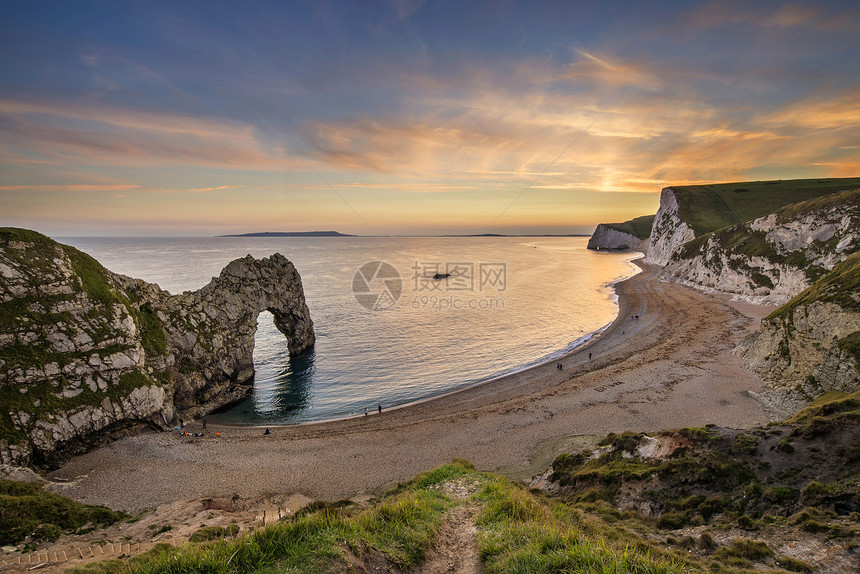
[161,253,316,415]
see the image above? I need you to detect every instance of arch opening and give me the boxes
[249,310,315,419]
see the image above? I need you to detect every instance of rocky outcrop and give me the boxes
[736,252,860,418]
[642,188,695,266]
[660,190,860,305]
[0,228,314,467]
[644,187,696,265]
[587,225,649,252]
[640,180,860,268]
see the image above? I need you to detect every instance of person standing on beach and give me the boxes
[378,404,382,414]
[202,418,207,430]
[364,407,368,416]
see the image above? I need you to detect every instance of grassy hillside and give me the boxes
[548,391,860,573]
[0,479,126,545]
[604,214,656,240]
[61,460,683,574]
[53,392,859,573]
[670,177,860,236]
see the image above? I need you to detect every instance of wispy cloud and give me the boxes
[762,90,860,129]
[681,0,860,31]
[184,184,245,193]
[0,184,142,192]
[0,98,291,169]
[2,1,858,235]
[554,50,663,89]
[293,76,860,194]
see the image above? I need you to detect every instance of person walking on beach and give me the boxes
[202,418,207,430]
[364,407,368,416]
[378,404,382,414]
[588,352,592,360]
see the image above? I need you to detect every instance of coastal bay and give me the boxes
[49,262,772,514]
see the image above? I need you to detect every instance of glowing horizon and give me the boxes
[1,1,859,237]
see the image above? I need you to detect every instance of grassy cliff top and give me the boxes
[603,214,656,240]
[673,188,860,272]
[670,177,860,236]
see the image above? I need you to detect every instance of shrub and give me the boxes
[698,532,718,552]
[656,512,688,530]
[777,555,814,573]
[189,524,239,543]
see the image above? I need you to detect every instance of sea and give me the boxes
[60,236,640,425]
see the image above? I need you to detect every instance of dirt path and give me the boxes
[49,264,773,513]
[417,504,481,574]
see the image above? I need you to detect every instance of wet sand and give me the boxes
[50,263,773,513]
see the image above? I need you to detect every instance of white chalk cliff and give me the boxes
[0,229,315,468]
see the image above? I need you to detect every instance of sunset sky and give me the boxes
[1,0,859,236]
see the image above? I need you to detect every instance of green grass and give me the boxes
[0,479,126,545]
[62,245,121,311]
[837,331,860,363]
[549,403,860,547]
[61,460,688,574]
[25,447,859,573]
[712,538,774,564]
[783,390,860,426]
[475,476,682,574]
[670,178,860,236]
[68,462,471,574]
[776,555,813,573]
[604,214,656,240]
[136,303,167,356]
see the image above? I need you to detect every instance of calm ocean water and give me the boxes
[61,237,639,424]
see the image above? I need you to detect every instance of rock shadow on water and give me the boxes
[210,350,316,424]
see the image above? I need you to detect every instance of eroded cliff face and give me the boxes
[660,190,860,305]
[0,229,314,467]
[586,225,649,252]
[736,303,860,419]
[735,253,860,418]
[642,188,695,266]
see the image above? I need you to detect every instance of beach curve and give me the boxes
[49,262,773,513]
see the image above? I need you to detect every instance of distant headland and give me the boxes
[220,231,355,237]
[221,231,590,238]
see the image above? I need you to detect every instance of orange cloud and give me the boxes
[0,98,293,170]
[762,91,860,129]
[184,185,245,193]
[296,81,859,197]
